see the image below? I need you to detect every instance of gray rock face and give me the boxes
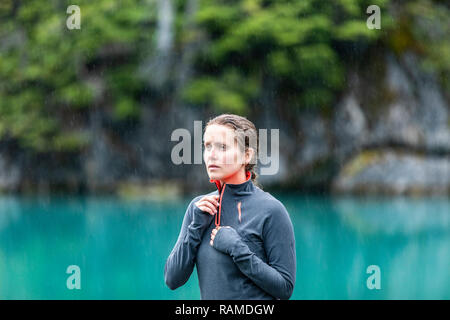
[370,53,450,152]
[332,150,449,195]
[0,153,21,192]
[333,93,368,160]
[299,112,332,166]
[329,52,449,195]
[334,53,450,154]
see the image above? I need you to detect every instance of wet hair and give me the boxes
[205,114,260,186]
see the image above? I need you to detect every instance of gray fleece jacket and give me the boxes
[164,173,296,300]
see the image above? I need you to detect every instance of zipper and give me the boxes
[215,183,226,227]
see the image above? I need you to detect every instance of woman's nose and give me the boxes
[209,148,218,159]
[205,147,217,161]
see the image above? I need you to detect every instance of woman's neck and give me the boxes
[221,169,247,186]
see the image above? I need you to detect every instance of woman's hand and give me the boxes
[210,226,241,255]
[192,195,219,230]
[194,195,219,216]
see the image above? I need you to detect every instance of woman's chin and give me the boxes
[208,172,223,181]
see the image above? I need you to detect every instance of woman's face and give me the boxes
[203,124,246,182]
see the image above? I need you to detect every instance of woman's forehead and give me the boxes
[203,124,236,142]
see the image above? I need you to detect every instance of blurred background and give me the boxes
[0,0,448,299]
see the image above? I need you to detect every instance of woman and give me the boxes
[164,114,296,300]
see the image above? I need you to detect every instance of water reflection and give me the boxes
[333,196,450,235]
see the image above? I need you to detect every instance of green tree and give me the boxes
[183,0,389,113]
[0,0,448,153]
[0,0,154,152]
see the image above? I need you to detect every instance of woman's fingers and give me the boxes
[195,195,220,215]
[210,226,221,246]
[201,206,214,215]
[206,198,219,211]
[206,195,220,205]
[206,195,220,207]
[197,201,217,215]
[195,194,221,216]
[198,195,219,206]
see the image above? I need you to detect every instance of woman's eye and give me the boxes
[203,144,225,151]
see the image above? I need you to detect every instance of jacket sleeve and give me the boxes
[164,197,212,290]
[213,200,296,299]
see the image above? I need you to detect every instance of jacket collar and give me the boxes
[210,170,254,195]
[210,171,254,227]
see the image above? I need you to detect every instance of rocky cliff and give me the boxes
[0,49,448,197]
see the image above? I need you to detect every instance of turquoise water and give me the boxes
[0,194,448,299]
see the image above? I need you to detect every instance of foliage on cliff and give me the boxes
[0,0,448,152]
